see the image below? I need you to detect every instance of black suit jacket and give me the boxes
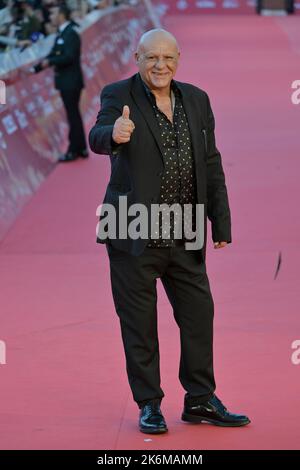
[35,23,84,91]
[89,72,231,258]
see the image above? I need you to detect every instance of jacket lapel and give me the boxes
[174,79,205,165]
[130,73,166,165]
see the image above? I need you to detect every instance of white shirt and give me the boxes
[58,21,71,34]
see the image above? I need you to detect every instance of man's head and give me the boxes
[49,4,71,28]
[21,1,35,16]
[135,29,180,92]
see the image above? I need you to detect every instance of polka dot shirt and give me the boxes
[140,78,197,247]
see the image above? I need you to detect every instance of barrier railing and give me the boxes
[0,1,160,241]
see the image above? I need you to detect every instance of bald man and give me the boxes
[89,29,250,434]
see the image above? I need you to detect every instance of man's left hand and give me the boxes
[214,242,228,249]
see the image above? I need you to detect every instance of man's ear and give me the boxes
[134,52,139,64]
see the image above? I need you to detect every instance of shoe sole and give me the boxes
[181,412,251,427]
[139,427,168,434]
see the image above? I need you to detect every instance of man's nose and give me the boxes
[154,58,166,69]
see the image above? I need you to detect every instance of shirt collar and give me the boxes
[58,21,71,34]
[138,73,181,101]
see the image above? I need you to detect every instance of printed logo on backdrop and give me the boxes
[161,0,255,12]
[291,80,300,105]
[0,340,6,365]
[1,114,18,135]
[195,1,217,8]
[0,130,7,150]
[0,80,6,105]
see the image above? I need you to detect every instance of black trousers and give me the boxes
[106,242,216,408]
[60,87,87,154]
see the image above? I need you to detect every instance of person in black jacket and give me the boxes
[34,4,88,162]
[89,29,251,434]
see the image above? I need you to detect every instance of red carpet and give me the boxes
[1,15,300,449]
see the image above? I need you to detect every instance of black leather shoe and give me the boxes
[58,152,78,162]
[139,400,168,434]
[182,394,250,427]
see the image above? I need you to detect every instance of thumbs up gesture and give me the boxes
[112,105,135,144]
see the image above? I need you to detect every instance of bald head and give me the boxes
[136,29,179,55]
[135,29,180,94]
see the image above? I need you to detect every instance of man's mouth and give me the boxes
[152,72,169,77]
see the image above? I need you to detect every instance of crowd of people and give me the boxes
[0,0,136,51]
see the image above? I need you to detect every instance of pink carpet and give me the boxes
[1,15,300,450]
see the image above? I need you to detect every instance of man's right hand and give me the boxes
[112,105,135,144]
